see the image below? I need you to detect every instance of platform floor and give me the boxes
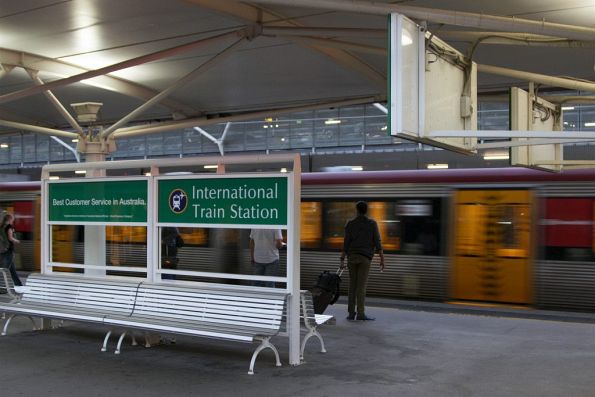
[2,299,595,397]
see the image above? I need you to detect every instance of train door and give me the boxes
[451,189,533,304]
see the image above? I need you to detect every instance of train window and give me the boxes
[455,203,486,256]
[1,201,38,271]
[158,226,287,286]
[323,202,353,249]
[322,200,442,255]
[495,205,530,258]
[543,198,595,261]
[455,202,529,258]
[49,225,148,275]
[397,200,441,255]
[301,201,322,249]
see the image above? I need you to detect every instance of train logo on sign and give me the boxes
[168,189,188,214]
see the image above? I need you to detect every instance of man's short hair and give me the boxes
[356,201,368,215]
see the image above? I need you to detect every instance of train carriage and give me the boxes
[1,167,594,312]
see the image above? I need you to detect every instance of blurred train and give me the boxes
[2,167,595,312]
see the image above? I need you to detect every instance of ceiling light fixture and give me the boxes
[427,164,448,169]
[483,150,510,160]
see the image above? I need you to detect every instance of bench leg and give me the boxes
[27,316,38,331]
[249,337,281,375]
[101,330,113,352]
[1,314,15,335]
[300,328,326,361]
[115,331,127,355]
[1,314,37,335]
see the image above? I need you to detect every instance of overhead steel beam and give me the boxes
[286,36,386,56]
[186,0,385,86]
[438,31,595,49]
[248,0,595,41]
[27,70,85,137]
[478,64,595,93]
[542,96,595,104]
[114,95,382,138]
[477,139,595,149]
[0,29,246,106]
[431,130,595,139]
[0,119,77,139]
[102,37,246,138]
[262,26,386,38]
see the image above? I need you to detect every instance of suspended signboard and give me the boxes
[389,13,477,153]
[510,87,563,172]
[157,174,289,228]
[47,178,148,224]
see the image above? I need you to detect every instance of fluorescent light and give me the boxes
[483,150,510,160]
[203,165,218,169]
[49,176,60,180]
[351,166,364,171]
[74,170,86,174]
[0,143,8,148]
[324,119,341,125]
[585,122,595,127]
[145,172,151,176]
[280,168,288,173]
[71,138,79,143]
[427,164,448,169]
[561,106,575,111]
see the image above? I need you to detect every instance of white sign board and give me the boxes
[389,13,477,153]
[510,87,563,172]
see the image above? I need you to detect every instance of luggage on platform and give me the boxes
[309,267,344,314]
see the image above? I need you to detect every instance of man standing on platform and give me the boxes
[250,229,284,288]
[340,201,385,321]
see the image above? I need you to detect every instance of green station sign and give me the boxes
[158,176,288,226]
[48,180,148,223]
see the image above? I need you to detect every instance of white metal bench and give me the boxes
[292,290,334,361]
[0,268,21,321]
[103,283,289,375]
[0,268,19,302]
[0,274,139,341]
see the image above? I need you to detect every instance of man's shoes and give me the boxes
[346,313,356,321]
[356,315,375,321]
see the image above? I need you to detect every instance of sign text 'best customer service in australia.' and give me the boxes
[48,180,148,223]
[158,176,288,226]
